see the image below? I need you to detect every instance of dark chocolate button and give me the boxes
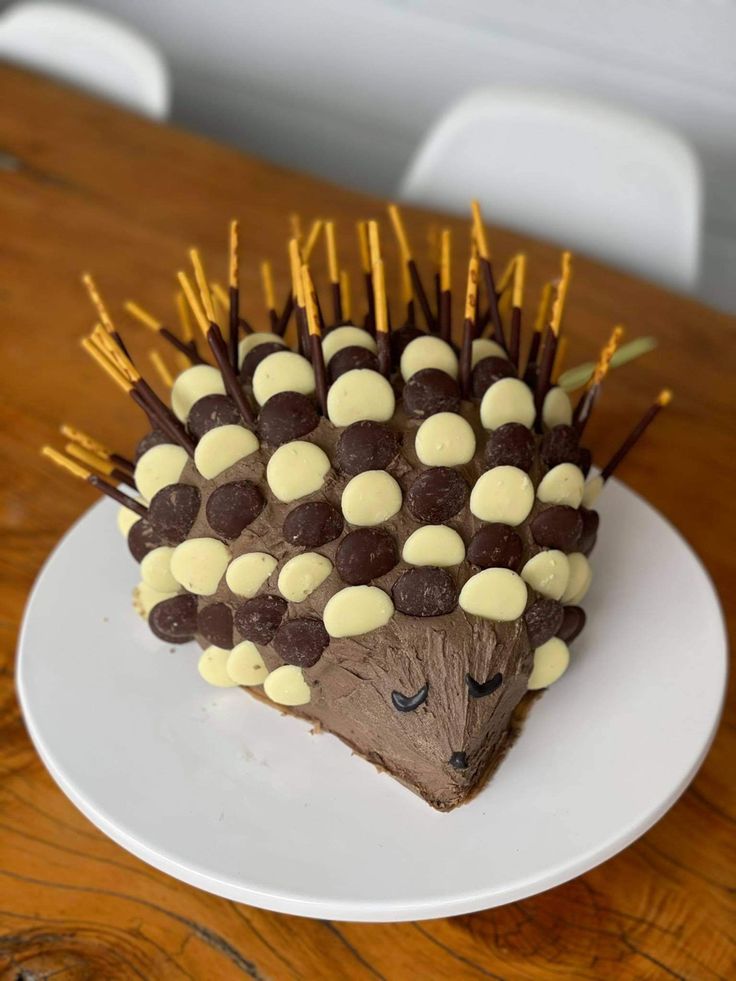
[148,483,200,544]
[148,594,197,644]
[128,518,166,562]
[335,528,398,585]
[206,480,265,539]
[484,423,535,472]
[579,508,600,556]
[524,598,564,647]
[471,356,516,400]
[328,345,379,383]
[197,602,234,649]
[135,429,169,462]
[334,421,401,476]
[540,425,579,468]
[406,467,469,523]
[530,505,583,552]
[403,368,461,418]
[558,605,586,644]
[283,501,343,548]
[273,618,329,668]
[257,391,319,446]
[239,341,285,382]
[466,524,523,570]
[392,567,458,617]
[390,323,424,361]
[187,394,241,440]
[234,594,287,644]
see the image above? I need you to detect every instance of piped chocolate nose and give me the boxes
[449,751,468,770]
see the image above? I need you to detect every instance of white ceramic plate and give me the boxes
[17,481,727,922]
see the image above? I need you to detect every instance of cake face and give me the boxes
[126,329,596,811]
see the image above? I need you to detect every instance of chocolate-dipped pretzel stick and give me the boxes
[148,348,175,388]
[460,250,479,397]
[535,252,572,422]
[260,260,279,331]
[82,273,130,358]
[324,221,343,325]
[41,446,147,516]
[428,223,441,323]
[574,325,624,434]
[509,254,526,370]
[388,204,436,331]
[180,261,255,428]
[276,219,323,335]
[212,281,255,337]
[357,221,376,334]
[339,269,352,324]
[64,441,137,490]
[288,238,309,357]
[60,424,134,474]
[438,229,452,342]
[523,280,554,386]
[124,301,204,366]
[368,219,394,348]
[228,219,243,366]
[470,201,505,350]
[601,389,672,480]
[301,265,328,415]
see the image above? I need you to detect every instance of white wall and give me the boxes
[20,0,736,310]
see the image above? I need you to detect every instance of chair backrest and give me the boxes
[0,1,170,119]
[400,88,702,290]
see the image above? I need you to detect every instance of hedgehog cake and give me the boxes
[42,203,669,811]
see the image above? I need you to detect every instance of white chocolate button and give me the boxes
[562,552,592,604]
[117,505,140,538]
[133,581,180,619]
[400,335,458,381]
[322,325,377,365]
[327,369,395,427]
[238,332,285,367]
[521,550,570,601]
[402,526,465,567]
[264,664,311,706]
[582,474,604,508]
[470,466,534,525]
[134,444,188,502]
[198,646,238,687]
[226,641,268,686]
[414,412,476,466]
[171,538,231,595]
[341,470,402,526]
[252,351,315,406]
[480,377,535,431]
[171,364,226,422]
[323,585,394,637]
[472,338,507,367]
[225,552,277,597]
[140,546,178,593]
[537,463,585,507]
[459,568,528,621]
[278,552,332,602]
[528,637,570,690]
[266,440,330,503]
[542,386,573,429]
[194,424,259,479]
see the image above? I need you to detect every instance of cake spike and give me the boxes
[148,348,175,389]
[228,219,243,367]
[470,201,505,350]
[357,221,376,334]
[288,237,309,357]
[387,203,435,331]
[42,446,147,516]
[509,254,526,370]
[535,252,572,422]
[301,264,328,415]
[275,219,323,336]
[573,325,625,434]
[438,229,452,342]
[82,273,130,357]
[64,441,137,490]
[60,424,134,473]
[339,269,352,323]
[583,390,673,507]
[368,221,391,375]
[325,221,343,325]
[124,300,204,365]
[460,249,479,397]
[260,260,279,331]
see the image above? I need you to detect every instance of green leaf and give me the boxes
[558,337,658,391]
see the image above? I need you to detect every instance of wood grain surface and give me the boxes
[0,66,733,979]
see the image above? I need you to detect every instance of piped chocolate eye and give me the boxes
[466,672,503,699]
[391,683,429,712]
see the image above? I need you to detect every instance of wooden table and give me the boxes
[0,66,733,979]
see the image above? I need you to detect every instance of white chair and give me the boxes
[0,1,170,119]
[400,88,702,290]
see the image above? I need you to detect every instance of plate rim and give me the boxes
[15,484,729,921]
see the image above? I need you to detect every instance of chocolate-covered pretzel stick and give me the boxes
[302,265,328,415]
[125,300,204,366]
[41,446,147,516]
[471,201,504,350]
[438,229,452,342]
[574,325,624,434]
[60,424,134,474]
[325,221,343,326]
[460,251,479,397]
[388,204,435,331]
[260,260,279,331]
